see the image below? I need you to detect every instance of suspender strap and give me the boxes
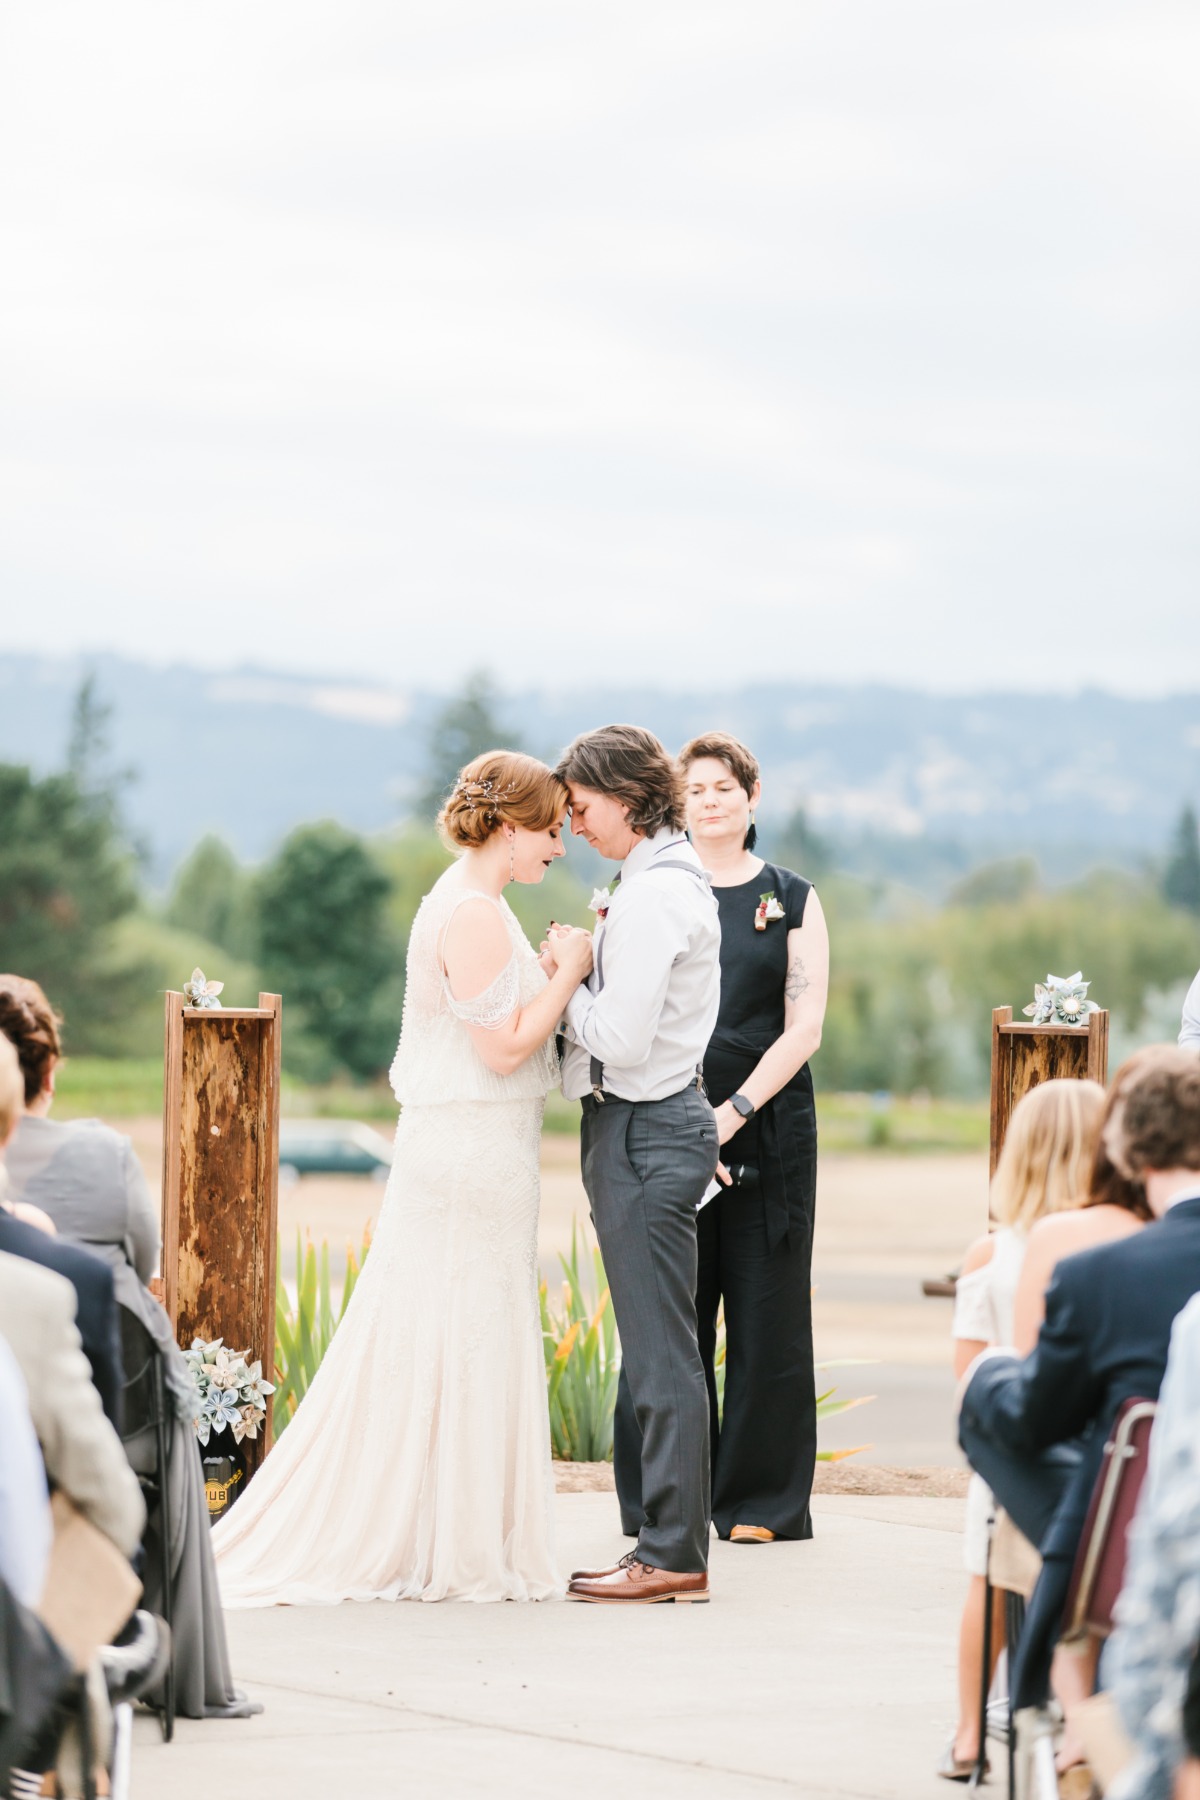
[589,857,711,1103]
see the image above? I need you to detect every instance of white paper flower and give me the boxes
[184,967,224,1008]
[588,887,614,915]
[1022,971,1098,1026]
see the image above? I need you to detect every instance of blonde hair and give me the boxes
[437,751,568,852]
[991,1077,1106,1233]
[0,1033,24,1144]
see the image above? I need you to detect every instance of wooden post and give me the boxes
[989,1005,1109,1179]
[161,992,282,1475]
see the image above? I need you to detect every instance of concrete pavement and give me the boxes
[131,1491,968,1800]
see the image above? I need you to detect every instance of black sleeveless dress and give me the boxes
[696,860,818,1541]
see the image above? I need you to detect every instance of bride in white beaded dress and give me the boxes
[214,752,593,1605]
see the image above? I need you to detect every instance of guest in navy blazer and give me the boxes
[959,1048,1200,1710]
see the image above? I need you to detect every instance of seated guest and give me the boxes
[0,1251,144,1560]
[1106,1292,1200,1800]
[0,977,259,1723]
[0,1335,51,1610]
[958,1048,1200,1718]
[942,1078,1105,1780]
[0,1031,123,1429]
[1012,1064,1152,1356]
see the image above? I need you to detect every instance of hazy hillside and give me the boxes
[1,653,1196,881]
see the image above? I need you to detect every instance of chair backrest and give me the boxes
[1060,1396,1157,1643]
[117,1305,163,1442]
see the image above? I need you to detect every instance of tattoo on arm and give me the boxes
[785,956,810,1001]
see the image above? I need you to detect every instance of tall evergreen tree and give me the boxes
[418,672,522,820]
[166,835,254,958]
[0,676,140,1046]
[254,822,401,1079]
[1163,803,1200,915]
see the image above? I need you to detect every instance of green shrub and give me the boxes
[272,1225,372,1441]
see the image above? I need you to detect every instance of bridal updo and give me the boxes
[0,974,63,1106]
[437,751,569,851]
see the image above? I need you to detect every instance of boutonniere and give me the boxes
[589,881,618,921]
[754,891,786,932]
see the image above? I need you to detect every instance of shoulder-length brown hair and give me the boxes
[554,724,685,836]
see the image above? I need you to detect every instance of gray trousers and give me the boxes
[580,1085,719,1572]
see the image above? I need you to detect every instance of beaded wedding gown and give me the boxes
[213,870,562,1605]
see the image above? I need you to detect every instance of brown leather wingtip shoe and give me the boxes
[567,1558,710,1604]
[729,1525,776,1544]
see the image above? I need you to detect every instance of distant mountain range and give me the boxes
[1,653,1197,886]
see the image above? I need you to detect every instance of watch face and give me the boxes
[732,1093,753,1117]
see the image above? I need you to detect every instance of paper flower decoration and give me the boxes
[1022,971,1098,1026]
[184,967,224,1008]
[184,1338,275,1446]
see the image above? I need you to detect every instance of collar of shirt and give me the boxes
[1165,1183,1200,1211]
[620,830,693,881]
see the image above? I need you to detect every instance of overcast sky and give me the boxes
[1,3,1197,694]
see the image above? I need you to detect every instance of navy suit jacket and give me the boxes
[961,1195,1200,1560]
[0,1209,124,1433]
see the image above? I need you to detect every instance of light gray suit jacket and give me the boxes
[0,1250,145,1557]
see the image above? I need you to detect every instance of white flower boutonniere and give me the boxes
[589,882,618,921]
[754,891,786,932]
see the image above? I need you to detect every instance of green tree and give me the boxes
[254,823,401,1079]
[166,835,255,958]
[0,762,140,1047]
[1163,804,1200,915]
[770,805,833,881]
[947,856,1040,909]
[418,672,522,820]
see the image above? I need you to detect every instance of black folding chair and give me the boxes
[117,1307,175,1742]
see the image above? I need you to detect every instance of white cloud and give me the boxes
[0,1,1197,692]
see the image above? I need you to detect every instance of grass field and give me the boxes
[54,1057,989,1152]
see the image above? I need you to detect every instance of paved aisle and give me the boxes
[132,1493,965,1800]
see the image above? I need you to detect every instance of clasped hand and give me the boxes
[538,922,594,982]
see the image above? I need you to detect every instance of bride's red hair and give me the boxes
[437,751,569,851]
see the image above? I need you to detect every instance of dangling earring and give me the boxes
[744,811,758,852]
[508,832,515,882]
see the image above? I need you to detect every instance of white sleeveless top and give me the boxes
[389,870,561,1108]
[951,1225,1026,1347]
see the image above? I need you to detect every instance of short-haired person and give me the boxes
[678,731,829,1547]
[958,1048,1200,1716]
[552,725,721,1603]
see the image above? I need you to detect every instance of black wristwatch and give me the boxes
[729,1092,755,1119]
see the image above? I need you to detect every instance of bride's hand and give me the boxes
[537,940,559,977]
[550,926,593,982]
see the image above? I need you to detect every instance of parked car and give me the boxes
[278,1120,394,1184]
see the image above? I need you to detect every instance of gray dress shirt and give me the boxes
[1181,969,1200,1051]
[562,829,721,1104]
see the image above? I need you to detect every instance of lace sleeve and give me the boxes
[443,957,519,1030]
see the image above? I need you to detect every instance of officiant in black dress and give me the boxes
[681,732,830,1544]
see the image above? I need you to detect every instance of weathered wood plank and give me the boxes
[989,1007,1109,1186]
[163,1002,281,1478]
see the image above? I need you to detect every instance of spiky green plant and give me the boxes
[540,1225,620,1462]
[272,1223,372,1443]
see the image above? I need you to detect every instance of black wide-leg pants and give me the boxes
[694,1180,817,1541]
[582,1086,718,1573]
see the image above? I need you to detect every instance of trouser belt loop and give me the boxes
[591,1054,606,1103]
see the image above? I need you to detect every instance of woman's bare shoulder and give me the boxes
[959,1232,995,1275]
[1027,1206,1143,1253]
